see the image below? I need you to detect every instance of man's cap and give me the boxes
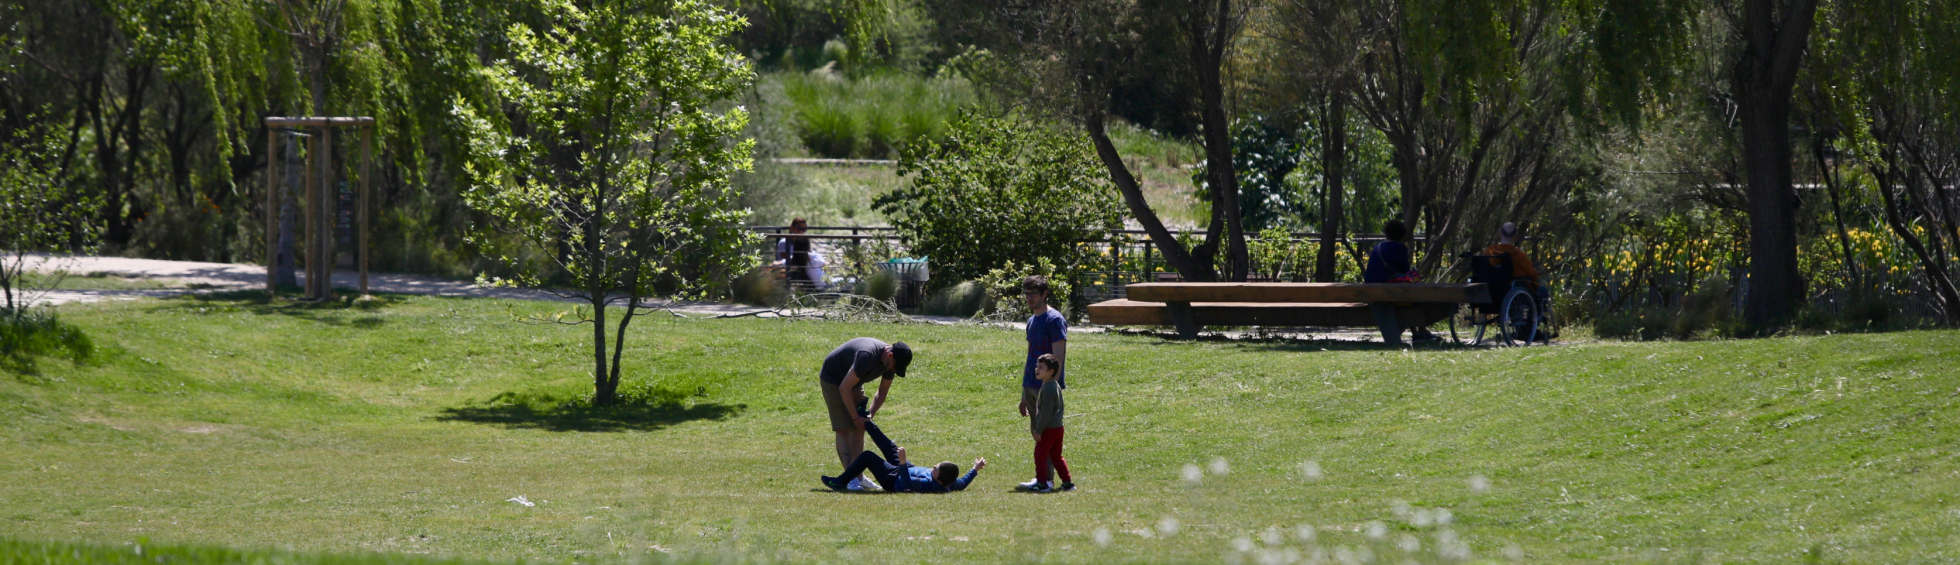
[890,342,913,377]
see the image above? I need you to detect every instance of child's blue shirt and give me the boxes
[895,464,978,493]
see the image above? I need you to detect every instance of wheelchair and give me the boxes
[1459,251,1550,346]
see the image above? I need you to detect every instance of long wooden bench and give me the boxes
[1087,282,1490,340]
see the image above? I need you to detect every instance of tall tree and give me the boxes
[1729,0,1820,326]
[457,0,760,405]
[936,0,1251,282]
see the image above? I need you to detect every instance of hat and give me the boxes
[890,342,913,377]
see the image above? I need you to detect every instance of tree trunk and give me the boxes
[1732,0,1818,328]
[1191,0,1247,281]
[1085,112,1216,281]
[1812,136,1859,285]
[1315,94,1347,282]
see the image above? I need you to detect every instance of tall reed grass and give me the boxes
[771,72,975,159]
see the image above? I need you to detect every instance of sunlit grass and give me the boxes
[2,292,1956,563]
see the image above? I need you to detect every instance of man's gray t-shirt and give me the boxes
[820,337,891,386]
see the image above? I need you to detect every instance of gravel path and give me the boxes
[17,255,770,317]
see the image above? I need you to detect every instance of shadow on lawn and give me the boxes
[437,387,745,432]
[148,289,408,327]
[1112,327,1485,353]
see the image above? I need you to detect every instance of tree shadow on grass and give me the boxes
[147,290,408,327]
[1110,327,1482,353]
[436,387,746,432]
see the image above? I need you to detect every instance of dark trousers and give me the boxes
[1034,426,1070,483]
[840,450,903,491]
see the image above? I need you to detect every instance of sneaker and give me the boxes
[1017,479,1041,491]
[1029,482,1053,493]
[1059,481,1075,491]
[849,476,882,491]
[821,476,845,491]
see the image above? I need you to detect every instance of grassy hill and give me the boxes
[2,293,1956,563]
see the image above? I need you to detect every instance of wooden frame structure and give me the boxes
[264,116,374,300]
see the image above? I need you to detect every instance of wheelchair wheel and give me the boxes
[1499,287,1539,347]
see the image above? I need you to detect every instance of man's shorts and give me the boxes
[1022,386,1039,416]
[821,381,862,432]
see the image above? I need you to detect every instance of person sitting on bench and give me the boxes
[1364,220,1438,344]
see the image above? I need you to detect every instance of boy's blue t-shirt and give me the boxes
[896,464,976,493]
[1024,308,1067,389]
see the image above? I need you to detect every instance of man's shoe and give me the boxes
[821,476,845,491]
[1029,482,1053,493]
[1059,481,1075,491]
[1017,479,1041,491]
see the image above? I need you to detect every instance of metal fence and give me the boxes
[748,226,1493,307]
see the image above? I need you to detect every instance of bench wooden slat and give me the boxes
[1087,299,1455,329]
[1125,282,1488,304]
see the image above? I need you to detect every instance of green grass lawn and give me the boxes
[2,293,1956,564]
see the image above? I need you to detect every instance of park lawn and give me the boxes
[1,293,1957,564]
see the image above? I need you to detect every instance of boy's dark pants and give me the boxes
[857,399,898,460]
[840,451,903,491]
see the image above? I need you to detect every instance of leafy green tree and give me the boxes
[455,0,760,405]
[933,0,1251,282]
[874,111,1124,289]
[0,121,100,312]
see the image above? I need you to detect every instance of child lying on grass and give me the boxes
[822,445,985,493]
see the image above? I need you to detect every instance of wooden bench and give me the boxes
[1087,282,1490,340]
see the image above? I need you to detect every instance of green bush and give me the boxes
[1591,277,1738,341]
[730,266,788,307]
[918,281,992,317]
[975,259,1076,322]
[857,269,898,302]
[875,111,1125,289]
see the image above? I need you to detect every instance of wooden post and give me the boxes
[1165,301,1199,340]
[316,126,334,300]
[359,126,371,296]
[265,129,279,296]
[303,129,318,299]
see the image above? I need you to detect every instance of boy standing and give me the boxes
[1017,274,1066,444]
[1025,354,1072,492]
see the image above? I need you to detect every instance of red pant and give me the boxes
[1034,426,1070,483]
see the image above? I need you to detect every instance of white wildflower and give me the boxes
[1183,463,1204,485]
[1158,516,1181,537]
[1300,460,1324,481]
[1210,457,1231,476]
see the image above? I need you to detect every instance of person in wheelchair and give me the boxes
[1364,220,1440,344]
[1479,222,1550,338]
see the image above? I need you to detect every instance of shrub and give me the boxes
[975,259,1077,322]
[875,110,1125,290]
[918,281,992,318]
[857,269,899,302]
